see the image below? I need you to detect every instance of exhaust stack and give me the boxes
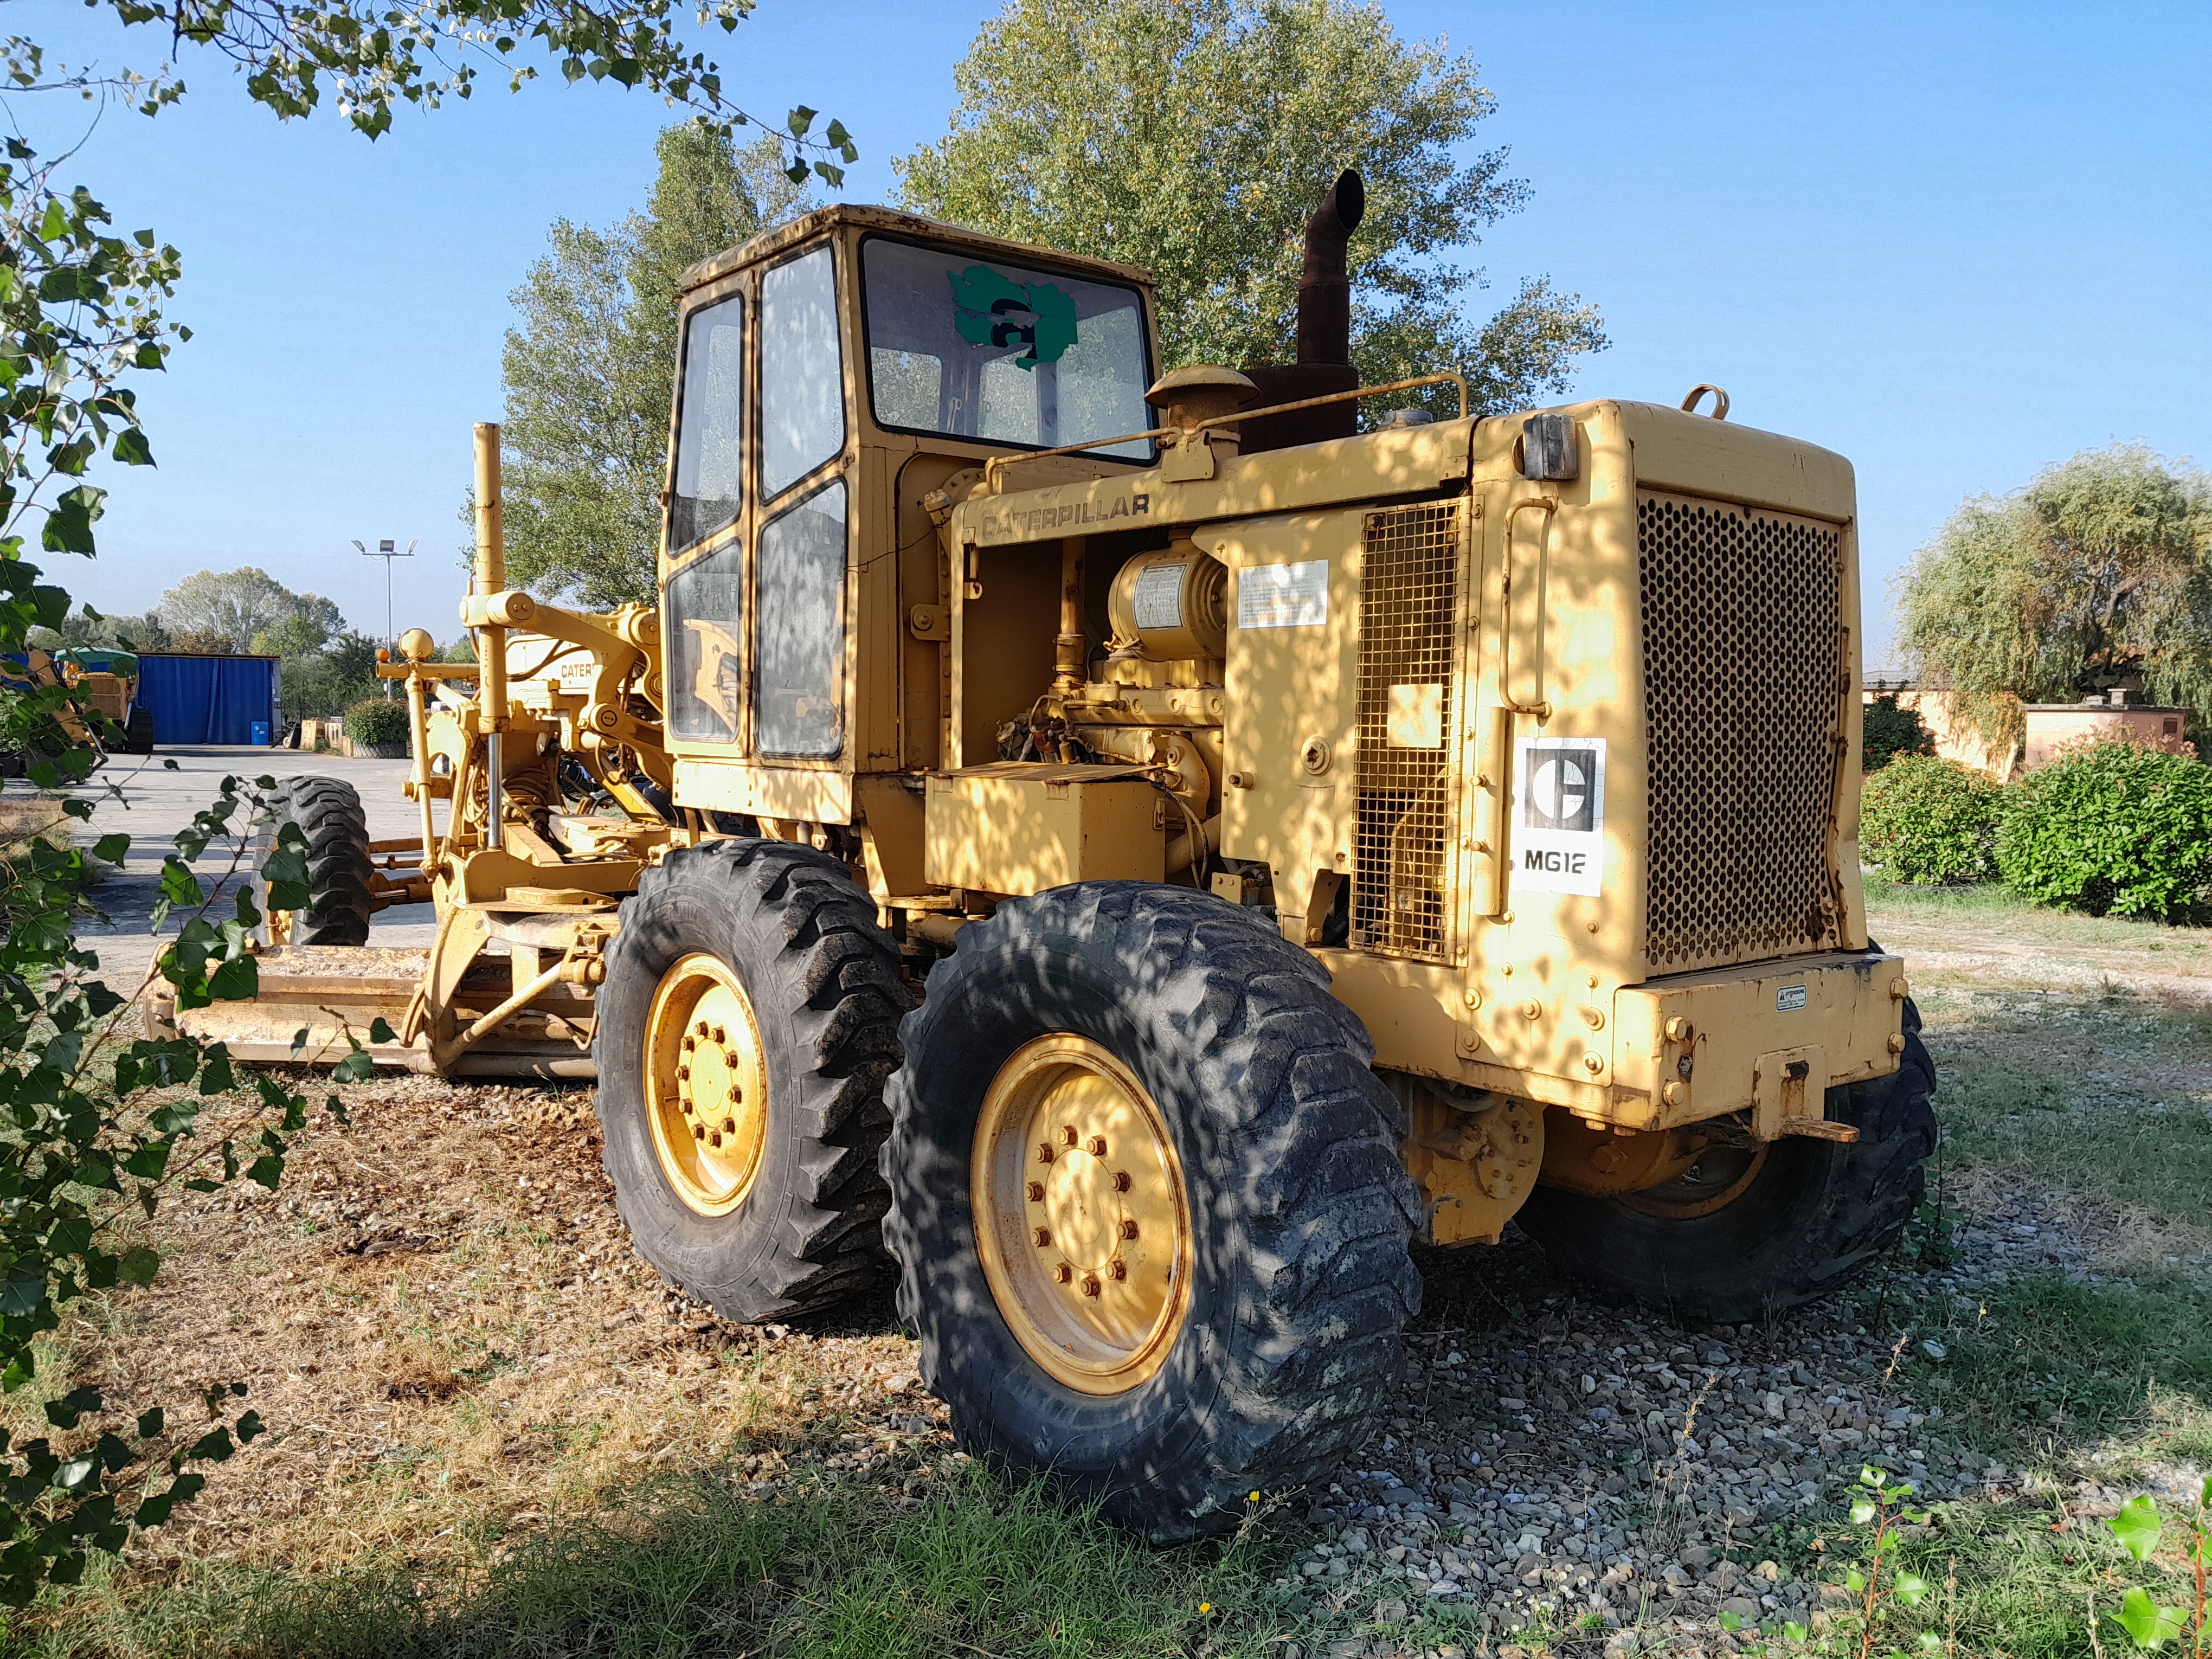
[1239,168,1368,453]
[1295,169,1365,368]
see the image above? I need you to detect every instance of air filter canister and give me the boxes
[1108,542,1229,661]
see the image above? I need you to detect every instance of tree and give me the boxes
[893,0,1607,419]
[1898,445,2212,751]
[500,122,811,607]
[154,568,345,654]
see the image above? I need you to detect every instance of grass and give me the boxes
[9,1465,1300,1659]
[16,879,2212,1658]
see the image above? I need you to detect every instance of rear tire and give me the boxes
[255,776,375,947]
[123,708,155,755]
[1516,1000,1937,1322]
[593,840,908,1323]
[880,882,1421,1543]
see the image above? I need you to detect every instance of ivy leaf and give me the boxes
[2118,1586,2184,1648]
[208,956,257,1002]
[786,104,815,138]
[114,1249,158,1287]
[110,428,153,466]
[1849,1499,1876,1526]
[368,1018,397,1043]
[331,1050,374,1084]
[2109,1494,2163,1562]
[43,1386,101,1431]
[40,485,105,555]
[198,1048,234,1096]
[1894,1573,1931,1607]
[136,1407,163,1439]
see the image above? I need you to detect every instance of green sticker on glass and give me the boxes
[949,265,1078,371]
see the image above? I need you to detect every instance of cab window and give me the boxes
[667,293,744,555]
[862,235,1152,458]
[760,246,845,499]
[754,479,847,758]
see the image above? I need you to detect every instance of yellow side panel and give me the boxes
[1205,510,1365,938]
[924,763,1165,893]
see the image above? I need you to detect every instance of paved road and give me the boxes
[69,745,447,989]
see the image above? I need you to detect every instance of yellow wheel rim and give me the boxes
[972,1036,1193,1396]
[644,953,769,1217]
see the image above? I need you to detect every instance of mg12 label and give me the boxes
[1512,736,1606,897]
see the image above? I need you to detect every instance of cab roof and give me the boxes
[679,203,1158,297]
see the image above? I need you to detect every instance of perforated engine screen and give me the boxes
[1638,491,1846,970]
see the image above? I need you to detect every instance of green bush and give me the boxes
[1860,755,2006,884]
[343,695,409,747]
[1996,740,2212,922]
[1862,692,1936,771]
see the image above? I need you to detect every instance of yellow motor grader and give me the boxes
[184,173,1934,1540]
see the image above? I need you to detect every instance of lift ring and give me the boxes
[1680,384,1731,420]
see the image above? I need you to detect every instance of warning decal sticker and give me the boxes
[1512,736,1606,897]
[1236,560,1329,629]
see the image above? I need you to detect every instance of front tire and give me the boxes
[255,776,375,946]
[594,840,908,1323]
[880,883,1421,1543]
[1516,1001,1938,1322]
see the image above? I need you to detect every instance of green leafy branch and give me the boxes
[2104,1484,2211,1654]
[85,1,857,182]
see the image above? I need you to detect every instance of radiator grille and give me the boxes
[1354,502,1462,961]
[1639,491,1845,970]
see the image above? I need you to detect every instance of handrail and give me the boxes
[977,371,1474,496]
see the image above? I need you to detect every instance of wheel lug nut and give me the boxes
[1036,1143,1054,1163]
[729,1085,743,1103]
[1080,1276,1101,1298]
[1086,1136,1106,1156]
[694,1020,710,1037]
[722,1118,736,1134]
[1026,1181,1044,1203]
[682,1036,696,1052]
[1054,1262,1073,1284]
[681,1099,694,1115]
[1119,1219,1140,1240]
[711,1025,727,1044]
[710,1131,723,1147]
[677,1066,691,1082]
[1033,1226,1051,1247]
[693,1124,705,1140]
[1059,1126,1077,1147]
[1112,1171,1131,1192]
[1109,1259,1127,1281]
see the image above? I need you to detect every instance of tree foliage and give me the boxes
[893,0,1607,419]
[27,3,854,180]
[155,567,344,654]
[500,122,809,608]
[1861,693,1935,772]
[1897,445,2212,751]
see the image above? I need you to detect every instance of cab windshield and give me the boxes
[861,236,1152,460]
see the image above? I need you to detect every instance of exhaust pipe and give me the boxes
[1296,169,1366,368]
[1238,169,1367,453]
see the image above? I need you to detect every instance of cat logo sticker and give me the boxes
[1512,737,1606,896]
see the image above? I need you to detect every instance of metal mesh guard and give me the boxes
[1354,502,1461,961]
[1639,492,1844,970]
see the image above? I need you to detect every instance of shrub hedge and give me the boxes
[1862,693,1937,771]
[1995,741,2212,923]
[1859,755,2007,885]
[343,695,410,747]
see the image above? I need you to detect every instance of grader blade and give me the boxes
[166,945,597,1078]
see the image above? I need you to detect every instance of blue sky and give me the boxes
[21,1,2212,662]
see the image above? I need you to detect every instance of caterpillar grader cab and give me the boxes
[182,172,1935,1541]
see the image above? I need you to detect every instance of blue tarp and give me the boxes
[137,654,279,745]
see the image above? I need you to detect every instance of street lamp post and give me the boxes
[353,537,419,698]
